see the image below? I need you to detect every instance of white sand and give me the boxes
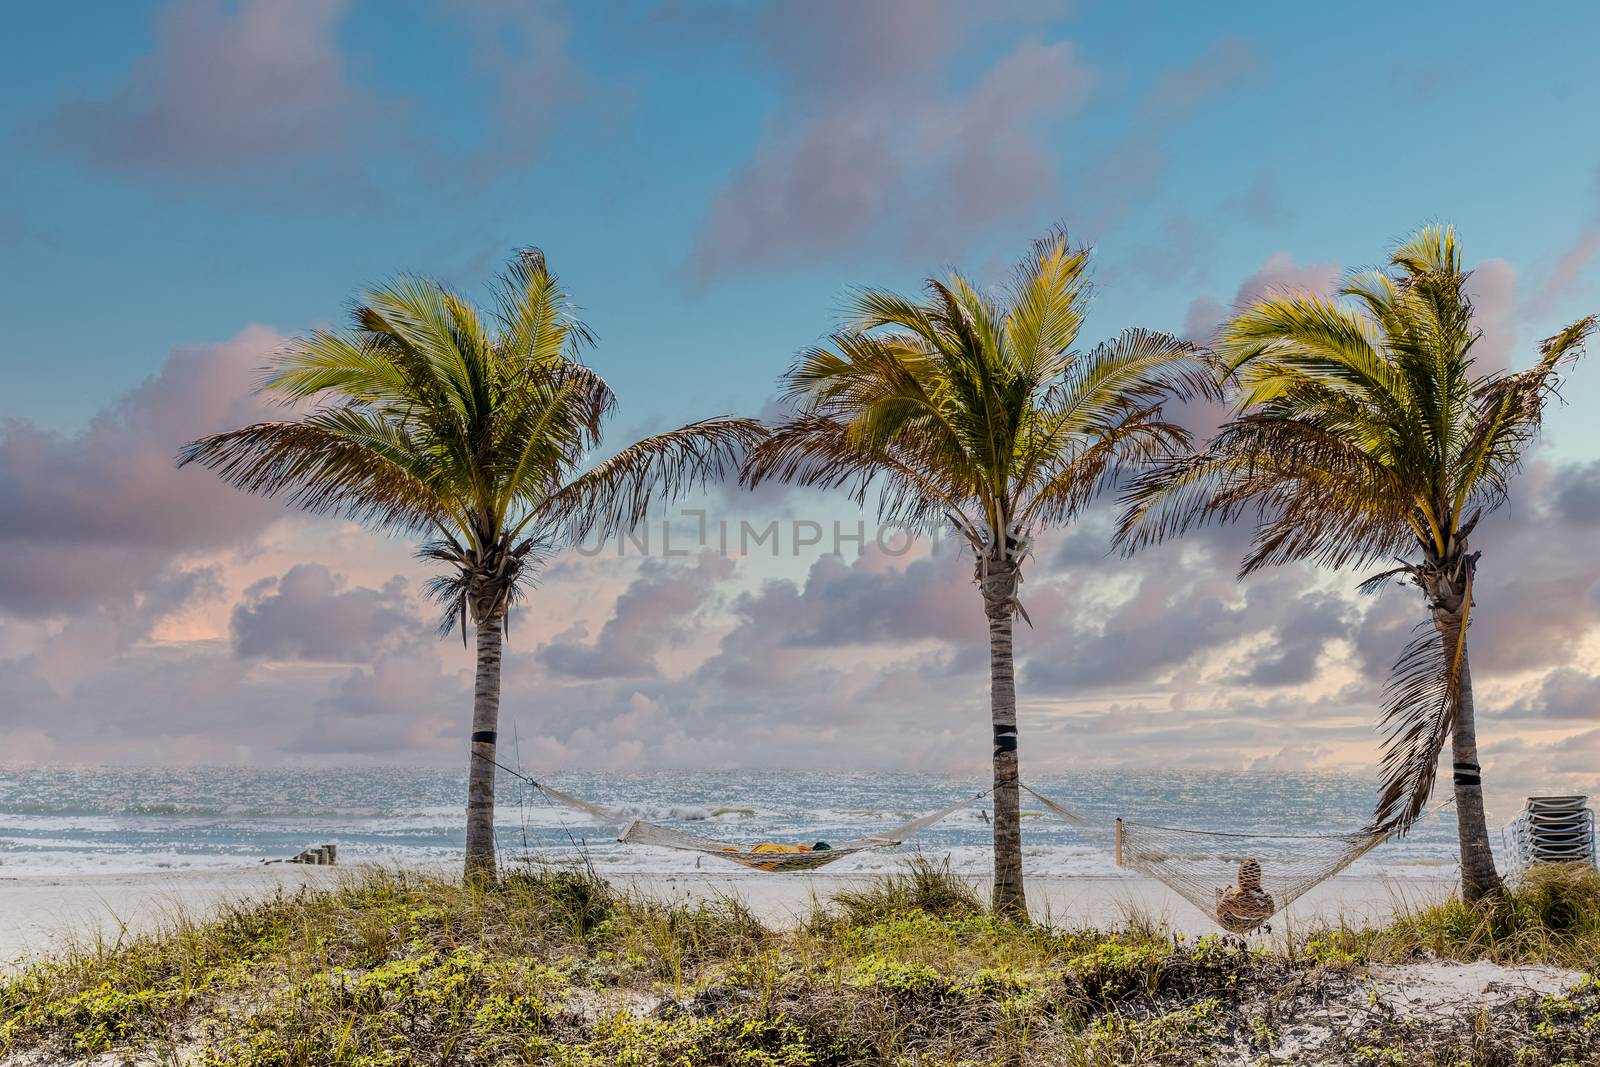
[0,863,1456,970]
[0,866,344,970]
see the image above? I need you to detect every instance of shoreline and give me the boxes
[0,861,1458,969]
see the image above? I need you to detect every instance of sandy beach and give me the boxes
[0,862,1456,969]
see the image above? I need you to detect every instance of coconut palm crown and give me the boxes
[1119,225,1596,902]
[179,250,763,878]
[742,229,1218,916]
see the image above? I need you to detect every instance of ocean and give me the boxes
[0,765,1466,880]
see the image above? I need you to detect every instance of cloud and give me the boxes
[1077,38,1261,235]
[232,564,422,662]
[426,0,590,186]
[1,316,1596,786]
[43,0,384,177]
[1457,460,1600,674]
[1466,258,1519,375]
[0,326,289,617]
[1221,170,1288,227]
[39,0,589,195]
[286,649,460,755]
[538,554,735,679]
[1183,252,1342,344]
[1518,668,1600,721]
[749,552,977,647]
[1526,229,1600,319]
[691,5,1089,279]
[1138,37,1260,126]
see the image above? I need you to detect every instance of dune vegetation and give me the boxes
[3,861,1599,1066]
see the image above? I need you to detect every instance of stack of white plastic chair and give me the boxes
[1503,796,1596,879]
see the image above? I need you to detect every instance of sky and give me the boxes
[1,0,1599,819]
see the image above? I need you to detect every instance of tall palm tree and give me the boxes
[180,250,762,879]
[742,230,1217,917]
[1120,226,1595,903]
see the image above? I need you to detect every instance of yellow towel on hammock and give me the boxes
[722,842,813,871]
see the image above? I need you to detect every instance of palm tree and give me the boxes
[742,230,1217,917]
[180,250,762,879]
[1120,226,1596,903]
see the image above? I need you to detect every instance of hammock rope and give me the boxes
[473,750,992,873]
[472,751,630,822]
[617,787,993,872]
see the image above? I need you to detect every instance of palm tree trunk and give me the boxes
[1451,650,1504,904]
[464,617,504,881]
[982,563,1026,919]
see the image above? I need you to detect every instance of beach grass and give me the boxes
[2,860,1597,1065]
[1294,863,1600,970]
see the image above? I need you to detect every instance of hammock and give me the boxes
[488,749,988,874]
[1112,817,1387,932]
[1020,784,1389,932]
[618,790,990,872]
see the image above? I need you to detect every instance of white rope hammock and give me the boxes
[482,751,991,873]
[616,789,989,872]
[1020,783,1392,932]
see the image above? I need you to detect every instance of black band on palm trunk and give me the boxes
[471,730,497,745]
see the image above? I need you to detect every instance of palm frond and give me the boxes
[1003,226,1092,383]
[741,413,974,538]
[1371,612,1464,834]
[542,417,766,542]
[177,416,448,534]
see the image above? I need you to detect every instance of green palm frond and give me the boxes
[541,417,767,542]
[1003,227,1092,383]
[741,412,968,534]
[746,231,1215,561]
[183,248,758,634]
[177,415,449,535]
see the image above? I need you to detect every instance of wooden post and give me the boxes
[1115,818,1125,867]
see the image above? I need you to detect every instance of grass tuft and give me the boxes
[1300,862,1600,968]
[825,854,985,926]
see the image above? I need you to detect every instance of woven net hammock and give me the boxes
[617,791,987,872]
[1018,784,1390,932]
[1113,818,1388,932]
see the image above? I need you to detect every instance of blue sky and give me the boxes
[1,1,1599,806]
[4,2,1598,441]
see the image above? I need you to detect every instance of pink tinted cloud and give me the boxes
[0,326,288,616]
[1526,229,1600,319]
[1183,252,1341,343]
[691,6,1090,279]
[537,553,736,679]
[231,564,421,662]
[1465,258,1519,375]
[45,0,381,176]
